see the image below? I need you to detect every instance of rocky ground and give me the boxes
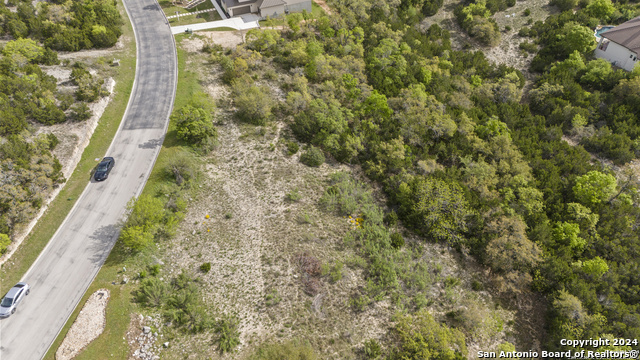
[56,289,110,360]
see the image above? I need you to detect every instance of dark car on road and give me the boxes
[0,282,30,318]
[94,157,115,181]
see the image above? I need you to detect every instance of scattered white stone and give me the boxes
[55,289,110,360]
[143,326,151,334]
[163,342,169,348]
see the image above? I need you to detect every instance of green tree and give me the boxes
[411,177,473,244]
[2,38,44,65]
[126,195,166,233]
[555,22,597,58]
[232,80,274,125]
[300,146,325,167]
[552,222,586,250]
[120,225,154,251]
[573,171,617,207]
[485,216,542,291]
[586,0,614,20]
[580,257,609,278]
[69,102,92,122]
[391,309,467,359]
[171,105,217,148]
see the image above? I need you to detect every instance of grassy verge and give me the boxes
[311,2,326,17]
[0,1,136,295]
[159,0,222,24]
[43,40,201,359]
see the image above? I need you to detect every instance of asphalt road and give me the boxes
[0,0,176,359]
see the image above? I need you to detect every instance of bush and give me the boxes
[349,292,371,312]
[300,146,325,167]
[136,277,169,307]
[364,339,382,359]
[0,233,10,254]
[294,252,322,276]
[524,8,531,16]
[287,141,299,155]
[519,41,537,53]
[391,310,468,359]
[232,79,274,125]
[390,232,405,249]
[384,210,398,227]
[149,264,161,276]
[171,104,217,151]
[215,315,241,353]
[120,225,154,251]
[322,261,343,283]
[69,102,92,122]
[285,188,302,202]
[166,150,199,186]
[265,288,281,306]
[200,262,211,273]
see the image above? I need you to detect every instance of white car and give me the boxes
[0,282,30,318]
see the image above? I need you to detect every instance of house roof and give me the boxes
[260,0,285,8]
[223,0,258,9]
[602,16,640,54]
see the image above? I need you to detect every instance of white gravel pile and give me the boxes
[55,289,110,360]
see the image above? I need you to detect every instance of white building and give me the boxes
[222,0,311,18]
[595,16,640,71]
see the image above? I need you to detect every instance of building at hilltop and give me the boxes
[222,0,311,18]
[595,16,640,71]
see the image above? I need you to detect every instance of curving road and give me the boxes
[0,0,176,359]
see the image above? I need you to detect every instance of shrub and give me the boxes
[296,212,313,224]
[149,264,161,276]
[384,210,398,227]
[171,104,217,151]
[136,277,169,307]
[69,102,92,122]
[349,292,371,312]
[120,225,154,251]
[524,8,531,16]
[363,339,382,359]
[390,232,405,249]
[391,310,467,359]
[166,150,199,186]
[200,262,211,273]
[472,279,484,291]
[0,233,10,254]
[215,315,241,353]
[285,188,302,202]
[286,141,299,155]
[265,288,282,306]
[294,252,322,276]
[322,261,344,283]
[519,41,537,53]
[302,277,322,296]
[300,146,325,167]
[232,79,274,125]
